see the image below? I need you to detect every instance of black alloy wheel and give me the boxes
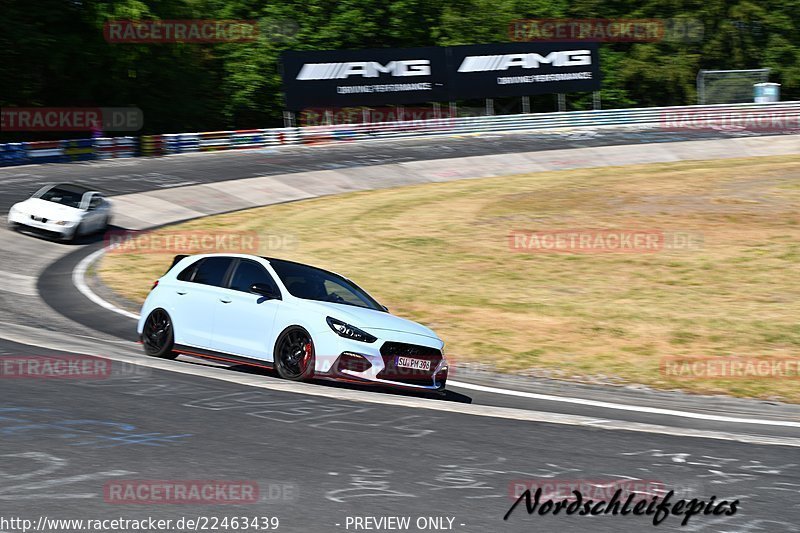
[142,308,177,359]
[274,327,315,381]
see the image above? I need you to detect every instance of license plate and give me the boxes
[396,357,431,371]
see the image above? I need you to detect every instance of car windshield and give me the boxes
[267,258,384,311]
[34,186,86,209]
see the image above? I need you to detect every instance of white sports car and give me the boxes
[7,183,112,241]
[137,253,448,392]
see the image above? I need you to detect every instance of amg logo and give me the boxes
[458,50,591,72]
[296,60,431,80]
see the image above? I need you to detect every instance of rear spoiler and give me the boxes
[167,254,189,272]
[151,255,190,292]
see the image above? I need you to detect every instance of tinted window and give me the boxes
[323,279,366,307]
[177,260,198,281]
[192,257,233,287]
[229,260,280,294]
[267,259,383,311]
[35,187,84,208]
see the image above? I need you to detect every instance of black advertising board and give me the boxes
[280,47,449,110]
[280,43,601,109]
[446,42,601,99]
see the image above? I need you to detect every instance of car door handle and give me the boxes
[176,291,187,295]
[219,298,232,304]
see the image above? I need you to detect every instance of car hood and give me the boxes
[304,300,440,341]
[13,198,83,220]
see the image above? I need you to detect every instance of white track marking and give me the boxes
[71,248,140,320]
[71,248,800,431]
[447,380,800,428]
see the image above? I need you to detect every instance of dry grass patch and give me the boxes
[99,155,800,401]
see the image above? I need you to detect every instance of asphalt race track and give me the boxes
[0,126,791,212]
[2,338,800,533]
[2,128,800,533]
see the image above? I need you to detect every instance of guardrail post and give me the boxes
[593,91,601,110]
[522,96,530,114]
[283,111,295,128]
[485,98,495,116]
[557,93,566,112]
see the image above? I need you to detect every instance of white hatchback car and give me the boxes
[7,183,112,241]
[137,253,448,391]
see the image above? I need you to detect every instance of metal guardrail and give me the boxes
[1,101,799,166]
[298,101,800,141]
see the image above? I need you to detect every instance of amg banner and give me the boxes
[280,47,449,110]
[281,43,601,110]
[281,42,600,111]
[447,42,600,99]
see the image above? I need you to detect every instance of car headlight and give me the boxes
[54,220,76,226]
[326,317,377,343]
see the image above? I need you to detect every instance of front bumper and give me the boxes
[8,211,76,237]
[313,336,448,391]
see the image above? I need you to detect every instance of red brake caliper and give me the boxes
[302,343,312,369]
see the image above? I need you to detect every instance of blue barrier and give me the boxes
[179,133,199,152]
[0,143,29,166]
[162,134,180,154]
[0,138,94,165]
[162,133,199,154]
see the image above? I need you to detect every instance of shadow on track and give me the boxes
[175,355,473,404]
[11,223,125,246]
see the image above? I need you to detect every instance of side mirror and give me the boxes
[250,283,281,300]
